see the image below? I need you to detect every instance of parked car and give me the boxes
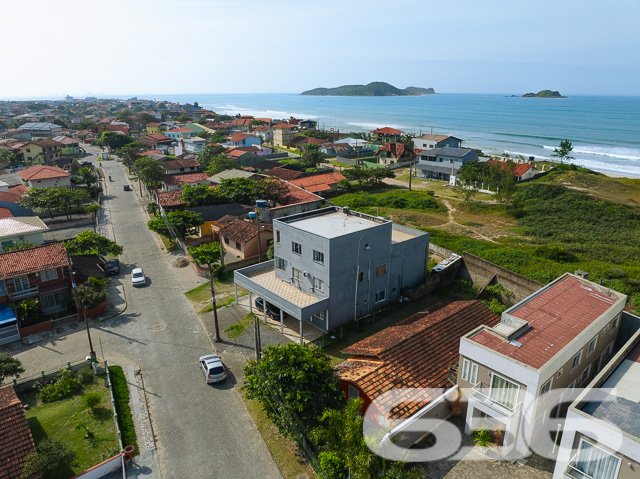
[106,258,120,275]
[131,267,146,287]
[254,297,287,319]
[198,354,227,383]
[123,185,132,191]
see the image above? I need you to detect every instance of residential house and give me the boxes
[268,181,325,220]
[336,301,499,434]
[17,122,62,138]
[220,219,273,260]
[374,142,415,168]
[207,169,263,185]
[165,127,197,140]
[414,148,479,183]
[156,190,188,213]
[20,139,63,164]
[487,159,539,182]
[298,119,317,130]
[107,123,129,136]
[371,127,404,143]
[18,165,71,188]
[181,137,207,154]
[230,117,254,132]
[553,324,640,479]
[264,166,304,182]
[187,203,249,239]
[224,133,261,148]
[253,125,273,142]
[0,242,73,341]
[52,136,81,157]
[0,217,47,250]
[290,171,346,195]
[0,386,36,477]
[141,133,173,153]
[235,206,429,343]
[162,172,209,191]
[161,158,200,175]
[146,122,164,135]
[457,273,626,458]
[272,123,297,147]
[226,148,262,167]
[413,134,462,151]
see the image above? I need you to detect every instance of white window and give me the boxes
[539,378,552,402]
[580,365,592,385]
[312,277,324,291]
[40,289,68,312]
[313,250,324,264]
[358,270,369,283]
[489,374,519,411]
[375,290,386,303]
[461,359,470,382]
[41,268,58,282]
[571,351,582,372]
[13,275,30,292]
[292,267,302,281]
[292,241,302,255]
[274,257,287,271]
[469,363,478,385]
[587,337,597,357]
[606,343,613,355]
[611,316,619,331]
[557,368,563,379]
[571,439,621,479]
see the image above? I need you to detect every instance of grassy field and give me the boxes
[185,272,247,313]
[22,375,120,477]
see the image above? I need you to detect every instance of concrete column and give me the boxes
[249,292,252,313]
[234,284,238,304]
[299,320,303,345]
[280,310,284,334]
[263,308,267,324]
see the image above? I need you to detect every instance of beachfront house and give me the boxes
[374,142,415,168]
[413,134,462,151]
[414,147,478,183]
[371,127,404,143]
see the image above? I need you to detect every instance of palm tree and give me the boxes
[0,149,20,171]
[73,167,99,191]
[551,139,574,164]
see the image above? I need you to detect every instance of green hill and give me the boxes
[301,82,436,96]
[522,90,566,98]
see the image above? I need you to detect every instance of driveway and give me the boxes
[83,148,281,478]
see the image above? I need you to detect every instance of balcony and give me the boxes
[470,382,522,417]
[12,286,39,299]
[565,454,589,479]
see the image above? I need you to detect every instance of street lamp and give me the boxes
[72,272,96,363]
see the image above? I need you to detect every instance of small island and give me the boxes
[301,82,435,96]
[522,90,566,98]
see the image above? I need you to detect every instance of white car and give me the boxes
[199,355,227,383]
[131,268,146,287]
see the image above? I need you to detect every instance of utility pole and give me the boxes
[209,261,220,342]
[67,252,96,363]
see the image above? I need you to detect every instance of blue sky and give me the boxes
[1,0,639,97]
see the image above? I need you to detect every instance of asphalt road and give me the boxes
[89,149,281,479]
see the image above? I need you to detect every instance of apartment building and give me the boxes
[234,206,429,343]
[457,273,626,458]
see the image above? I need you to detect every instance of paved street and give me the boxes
[7,148,281,479]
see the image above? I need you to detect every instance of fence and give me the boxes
[159,209,187,255]
[12,358,89,393]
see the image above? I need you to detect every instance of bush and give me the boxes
[76,365,94,384]
[22,438,75,479]
[333,188,444,212]
[83,391,101,412]
[39,369,80,402]
[108,366,138,452]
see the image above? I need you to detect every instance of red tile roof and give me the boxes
[470,275,620,369]
[32,139,62,148]
[8,185,28,197]
[167,127,197,134]
[272,123,296,129]
[162,158,200,171]
[0,208,13,218]
[228,132,251,143]
[0,386,36,479]
[0,242,68,280]
[220,219,272,245]
[0,192,21,203]
[290,172,345,191]
[157,190,187,208]
[230,118,253,127]
[146,122,162,127]
[372,127,404,135]
[254,125,272,132]
[18,165,70,181]
[487,159,533,178]
[163,172,209,187]
[271,181,323,209]
[374,142,415,160]
[139,150,163,157]
[264,167,304,181]
[146,133,171,141]
[337,301,499,419]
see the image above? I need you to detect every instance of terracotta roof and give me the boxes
[227,149,256,160]
[32,139,62,148]
[272,180,323,209]
[337,301,499,419]
[272,123,296,129]
[264,167,304,181]
[8,185,28,197]
[228,132,252,143]
[163,172,209,187]
[146,122,162,127]
[146,133,171,141]
[372,127,404,135]
[139,149,163,157]
[220,219,272,245]
[374,142,414,160]
[487,159,533,178]
[167,127,197,134]
[218,215,237,223]
[290,172,345,191]
[0,242,67,280]
[162,158,200,171]
[157,190,187,208]
[0,386,36,479]
[230,118,253,127]
[0,192,21,203]
[470,275,620,369]
[254,125,271,132]
[18,165,70,181]
[0,208,13,218]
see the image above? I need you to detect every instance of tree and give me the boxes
[64,231,124,256]
[134,157,165,195]
[116,141,143,171]
[0,353,24,385]
[343,166,372,186]
[551,139,574,164]
[147,210,203,238]
[255,178,290,204]
[73,167,99,191]
[19,187,90,220]
[454,162,481,205]
[189,242,223,271]
[22,438,75,479]
[175,114,192,122]
[2,240,38,252]
[84,204,101,232]
[242,343,343,433]
[0,149,20,171]
[205,155,237,176]
[215,177,257,204]
[198,144,229,169]
[180,184,217,206]
[76,277,109,309]
[16,298,43,327]
[368,167,395,185]
[300,143,325,168]
[495,164,518,209]
[97,132,134,152]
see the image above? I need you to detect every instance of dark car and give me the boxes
[106,258,120,275]
[123,185,132,191]
[254,297,287,319]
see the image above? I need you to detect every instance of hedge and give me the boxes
[108,365,139,453]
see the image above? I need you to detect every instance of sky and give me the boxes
[1,0,639,98]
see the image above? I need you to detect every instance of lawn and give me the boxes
[185,272,247,313]
[22,374,120,477]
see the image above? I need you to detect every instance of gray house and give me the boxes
[414,147,479,183]
[234,206,429,343]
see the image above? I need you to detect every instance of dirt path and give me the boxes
[441,199,499,244]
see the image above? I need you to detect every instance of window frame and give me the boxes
[461,359,470,382]
[292,241,302,255]
[539,378,552,402]
[587,337,597,357]
[580,365,592,385]
[41,268,58,282]
[571,351,583,372]
[274,256,287,271]
[375,290,386,303]
[312,276,324,291]
[275,230,281,246]
[13,275,30,292]
[469,363,478,385]
[358,270,369,283]
[488,372,520,411]
[606,342,613,356]
[292,267,302,281]
[572,438,622,479]
[611,316,619,332]
[376,263,387,276]
[557,368,563,379]
[312,250,324,265]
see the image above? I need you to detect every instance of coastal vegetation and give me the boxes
[332,187,444,213]
[522,90,565,98]
[301,81,435,96]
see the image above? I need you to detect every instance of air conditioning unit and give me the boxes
[303,271,308,277]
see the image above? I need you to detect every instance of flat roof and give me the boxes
[289,211,384,239]
[469,275,623,369]
[245,266,322,308]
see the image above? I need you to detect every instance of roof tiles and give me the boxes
[0,386,36,479]
[0,242,68,280]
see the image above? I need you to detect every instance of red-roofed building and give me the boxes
[0,386,36,478]
[458,273,627,457]
[264,167,304,181]
[290,171,346,195]
[374,142,415,167]
[156,190,188,212]
[487,159,539,182]
[162,157,200,175]
[219,219,273,260]
[0,208,13,218]
[162,172,209,191]
[225,132,260,148]
[166,128,197,140]
[107,124,129,136]
[371,127,404,143]
[18,165,71,188]
[272,123,298,147]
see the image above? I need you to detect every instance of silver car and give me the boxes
[199,354,227,383]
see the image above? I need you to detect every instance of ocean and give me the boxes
[156,93,640,177]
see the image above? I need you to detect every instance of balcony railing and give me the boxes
[12,286,39,299]
[565,454,590,479]
[470,381,522,417]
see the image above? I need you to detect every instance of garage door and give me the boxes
[0,319,20,345]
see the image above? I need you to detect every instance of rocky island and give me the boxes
[522,90,566,98]
[301,81,435,96]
